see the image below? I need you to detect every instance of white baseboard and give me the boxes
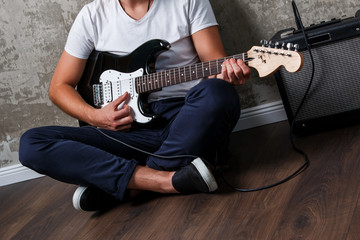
[0,164,44,187]
[0,101,287,187]
[234,100,288,131]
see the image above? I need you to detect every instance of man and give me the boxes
[19,0,251,212]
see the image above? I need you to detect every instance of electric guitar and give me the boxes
[77,39,303,125]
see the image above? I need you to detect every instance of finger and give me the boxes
[237,59,251,80]
[111,92,129,109]
[106,108,133,131]
[229,58,245,84]
[221,59,229,81]
[116,117,133,129]
[116,123,132,131]
[114,104,132,120]
[225,59,238,83]
[114,115,133,131]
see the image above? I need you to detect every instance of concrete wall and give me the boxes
[1,0,359,168]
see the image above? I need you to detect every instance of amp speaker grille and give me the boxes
[276,36,360,132]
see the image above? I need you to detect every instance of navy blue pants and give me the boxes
[19,79,240,201]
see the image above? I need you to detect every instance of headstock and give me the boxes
[247,40,304,77]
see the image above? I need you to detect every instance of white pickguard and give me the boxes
[99,69,153,123]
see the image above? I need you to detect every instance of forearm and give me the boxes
[48,50,98,125]
[192,27,251,85]
[49,82,96,125]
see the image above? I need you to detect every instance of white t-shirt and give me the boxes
[65,0,218,102]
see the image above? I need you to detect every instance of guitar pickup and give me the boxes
[102,81,113,105]
[93,84,104,107]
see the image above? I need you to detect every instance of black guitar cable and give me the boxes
[220,0,315,192]
[93,126,199,161]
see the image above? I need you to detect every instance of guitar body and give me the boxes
[77,39,171,125]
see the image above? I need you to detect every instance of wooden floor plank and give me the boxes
[271,125,360,240]
[346,191,360,240]
[1,121,360,240]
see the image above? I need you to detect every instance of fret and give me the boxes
[172,68,177,85]
[148,74,153,91]
[161,71,165,88]
[145,75,148,93]
[140,77,144,93]
[189,65,195,80]
[168,69,172,86]
[195,63,200,79]
[209,60,216,76]
[148,74,151,92]
[171,69,176,86]
[178,67,182,83]
[164,71,168,87]
[141,78,146,92]
[177,68,182,83]
[193,65,197,80]
[216,59,223,73]
[173,68,176,84]
[167,70,171,86]
[180,66,186,83]
[175,67,180,84]
[136,77,140,93]
[171,70,174,85]
[161,72,165,87]
[164,71,169,86]
[195,64,198,79]
[140,76,144,93]
[158,72,162,88]
[201,62,205,77]
[144,74,148,92]
[156,72,160,89]
[138,76,142,93]
[155,73,159,90]
[151,73,155,90]
[144,75,148,92]
[205,64,210,77]
[135,79,139,93]
[184,66,188,82]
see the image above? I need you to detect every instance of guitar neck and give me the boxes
[135,53,248,93]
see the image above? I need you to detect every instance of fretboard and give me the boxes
[135,53,249,93]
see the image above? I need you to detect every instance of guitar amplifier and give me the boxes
[271,12,360,134]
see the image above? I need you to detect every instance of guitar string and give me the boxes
[129,46,295,94]
[135,53,249,93]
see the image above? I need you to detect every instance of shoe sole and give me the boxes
[72,186,87,211]
[191,158,218,192]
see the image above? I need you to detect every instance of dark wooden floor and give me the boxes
[1,120,360,240]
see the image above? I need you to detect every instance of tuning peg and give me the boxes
[260,40,269,47]
[281,42,286,49]
[286,43,294,50]
[294,44,300,51]
[268,41,274,48]
[274,42,280,49]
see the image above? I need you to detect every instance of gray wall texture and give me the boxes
[1,0,359,168]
